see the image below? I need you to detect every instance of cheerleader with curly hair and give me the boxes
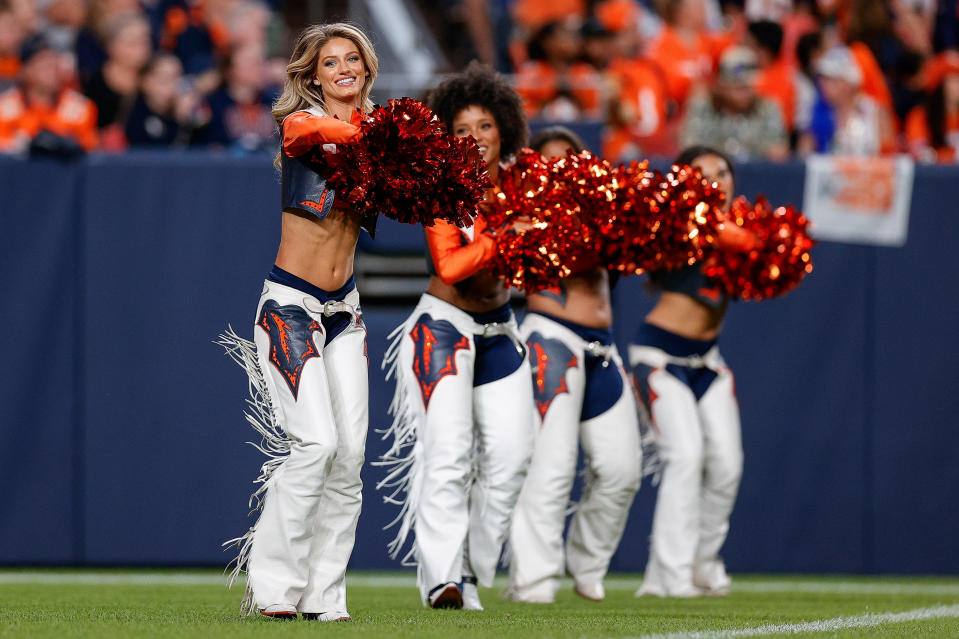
[379,62,534,611]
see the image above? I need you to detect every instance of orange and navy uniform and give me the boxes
[657,218,758,308]
[0,86,98,153]
[279,108,376,233]
[425,214,498,285]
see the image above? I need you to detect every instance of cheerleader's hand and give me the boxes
[715,217,761,253]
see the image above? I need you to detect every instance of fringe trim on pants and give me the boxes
[372,318,421,568]
[215,325,292,614]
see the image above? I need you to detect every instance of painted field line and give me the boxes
[602,578,959,597]
[629,604,959,639]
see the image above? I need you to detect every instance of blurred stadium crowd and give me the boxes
[2,0,959,163]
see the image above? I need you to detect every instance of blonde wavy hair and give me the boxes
[273,23,378,163]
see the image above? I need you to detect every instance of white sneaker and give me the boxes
[302,611,352,621]
[504,587,554,604]
[428,582,463,609]
[259,603,297,619]
[462,580,484,611]
[574,581,605,601]
[693,560,732,596]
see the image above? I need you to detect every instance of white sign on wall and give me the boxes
[802,154,914,247]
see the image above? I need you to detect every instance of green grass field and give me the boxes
[1,570,958,639]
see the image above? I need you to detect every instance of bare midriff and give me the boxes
[274,209,361,292]
[644,290,727,342]
[426,271,510,313]
[527,269,613,329]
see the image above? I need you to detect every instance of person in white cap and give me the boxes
[798,45,894,156]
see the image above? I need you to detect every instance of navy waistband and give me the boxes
[529,311,614,346]
[268,265,355,303]
[468,302,512,325]
[634,322,716,357]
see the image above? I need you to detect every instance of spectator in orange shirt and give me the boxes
[586,11,673,160]
[746,20,800,134]
[0,34,98,155]
[514,19,603,120]
[646,0,730,111]
[904,52,959,163]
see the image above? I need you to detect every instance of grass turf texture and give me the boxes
[1,571,958,638]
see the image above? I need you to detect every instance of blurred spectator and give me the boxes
[0,33,98,155]
[793,28,823,140]
[594,0,664,43]
[845,0,932,59]
[0,0,27,91]
[904,51,959,162]
[160,0,233,76]
[75,0,142,83]
[514,19,603,120]
[192,41,275,152]
[125,53,198,146]
[81,12,152,150]
[226,0,269,49]
[779,0,821,67]
[646,0,733,111]
[40,0,87,53]
[512,0,584,31]
[799,44,895,155]
[747,20,800,135]
[592,11,673,160]
[680,45,789,160]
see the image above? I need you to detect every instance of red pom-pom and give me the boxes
[321,98,491,227]
[481,149,569,293]
[703,196,816,300]
[602,163,724,275]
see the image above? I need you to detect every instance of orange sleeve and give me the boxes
[426,219,498,285]
[281,111,361,158]
[850,42,892,109]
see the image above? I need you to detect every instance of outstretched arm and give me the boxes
[281,111,362,158]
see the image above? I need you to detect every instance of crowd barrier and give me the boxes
[1,152,957,575]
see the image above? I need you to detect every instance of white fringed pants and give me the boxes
[508,313,641,601]
[246,279,369,614]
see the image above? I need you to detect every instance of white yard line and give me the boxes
[628,604,959,639]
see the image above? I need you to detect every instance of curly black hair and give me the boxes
[425,60,529,160]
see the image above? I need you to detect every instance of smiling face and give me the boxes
[314,36,367,108]
[452,104,502,168]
